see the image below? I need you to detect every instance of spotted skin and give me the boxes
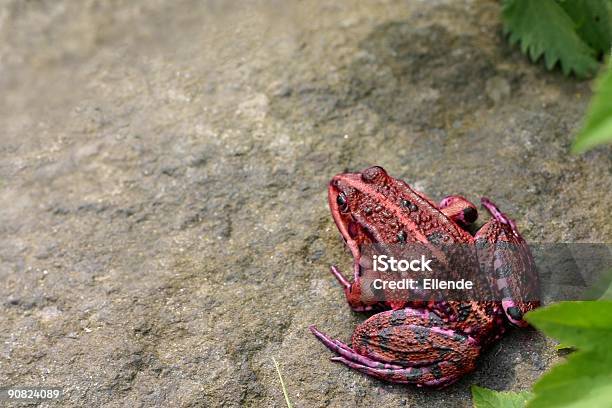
[312,166,540,387]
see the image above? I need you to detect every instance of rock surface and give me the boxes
[1,0,611,406]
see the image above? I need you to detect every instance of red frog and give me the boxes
[309,166,540,388]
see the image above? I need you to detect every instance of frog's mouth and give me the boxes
[327,174,365,283]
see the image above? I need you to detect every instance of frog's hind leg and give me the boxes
[310,308,480,387]
[329,357,464,388]
[476,198,540,327]
[480,197,519,237]
[309,326,467,387]
[439,195,478,229]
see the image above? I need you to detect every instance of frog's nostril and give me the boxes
[361,166,387,183]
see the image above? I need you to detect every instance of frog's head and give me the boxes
[327,167,393,310]
[328,166,390,260]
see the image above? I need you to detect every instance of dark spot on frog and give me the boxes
[453,333,467,343]
[397,230,407,243]
[426,231,447,245]
[453,358,465,371]
[406,367,422,381]
[401,199,418,212]
[430,364,443,379]
[390,309,406,325]
[378,327,394,348]
[457,303,472,322]
[428,312,443,327]
[363,207,372,215]
[507,306,523,321]
[359,332,372,348]
[412,326,430,344]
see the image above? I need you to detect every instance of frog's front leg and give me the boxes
[328,265,382,312]
[475,198,540,327]
[310,307,480,388]
[439,195,478,228]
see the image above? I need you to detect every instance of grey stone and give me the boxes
[1,0,610,407]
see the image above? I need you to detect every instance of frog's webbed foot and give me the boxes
[439,195,478,229]
[310,308,480,388]
[310,325,404,370]
[476,198,540,327]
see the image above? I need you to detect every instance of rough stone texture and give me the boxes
[1,0,611,406]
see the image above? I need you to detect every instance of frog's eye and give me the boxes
[336,193,349,212]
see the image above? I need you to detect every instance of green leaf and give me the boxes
[525,301,612,350]
[554,342,575,351]
[600,280,612,300]
[557,0,612,55]
[573,65,612,152]
[519,301,612,407]
[472,385,532,408]
[527,349,612,408]
[502,0,600,78]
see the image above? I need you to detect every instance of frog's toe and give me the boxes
[480,197,520,237]
[439,195,478,228]
[502,299,540,327]
[329,265,350,289]
[310,325,403,369]
[330,357,467,388]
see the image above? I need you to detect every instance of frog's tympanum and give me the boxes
[310,166,540,388]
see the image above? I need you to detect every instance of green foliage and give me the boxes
[472,301,612,408]
[501,0,611,78]
[528,349,612,408]
[525,301,612,350]
[472,385,532,408]
[553,343,575,351]
[573,64,612,152]
[558,0,612,54]
[600,277,612,299]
